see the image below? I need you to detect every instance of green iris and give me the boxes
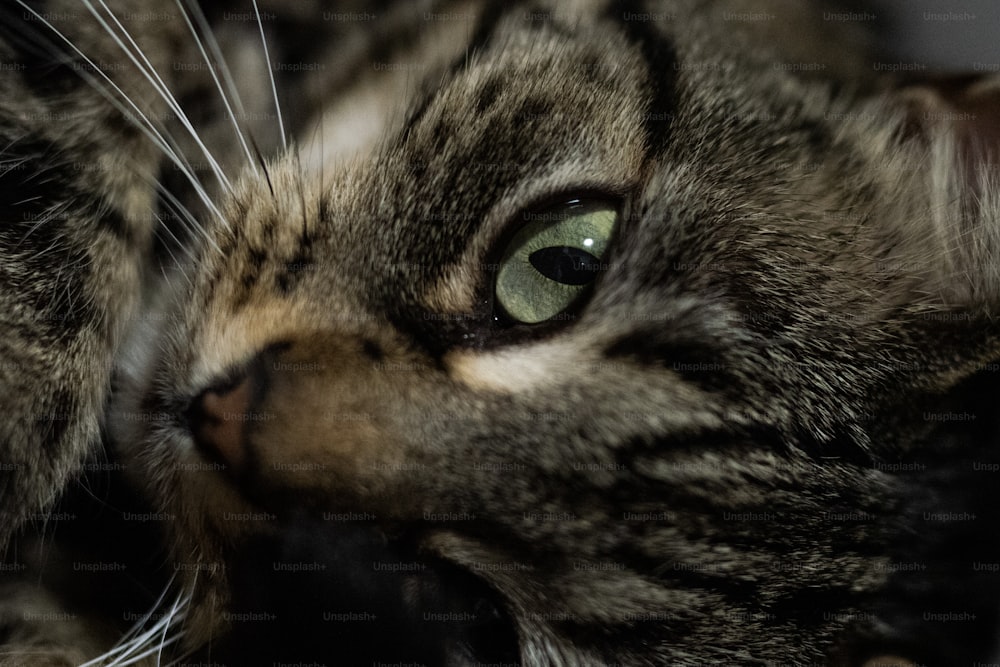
[495,202,617,324]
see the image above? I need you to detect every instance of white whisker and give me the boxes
[118,634,184,666]
[79,578,192,667]
[152,191,208,294]
[83,0,234,196]
[153,180,223,256]
[153,214,195,294]
[251,0,287,151]
[175,0,259,175]
[155,582,189,665]
[14,1,226,227]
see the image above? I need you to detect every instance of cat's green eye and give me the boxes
[495,201,617,324]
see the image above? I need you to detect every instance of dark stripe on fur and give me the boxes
[464,0,519,58]
[400,1,516,145]
[0,133,133,240]
[0,4,89,97]
[605,0,678,153]
[0,137,94,337]
[32,386,75,454]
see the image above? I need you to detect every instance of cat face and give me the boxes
[110,1,1000,664]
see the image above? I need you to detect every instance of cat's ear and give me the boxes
[896,74,1000,186]
[876,73,1000,314]
[862,75,1000,396]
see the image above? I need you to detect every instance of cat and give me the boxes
[1,0,1000,665]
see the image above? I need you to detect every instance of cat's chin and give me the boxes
[112,385,524,661]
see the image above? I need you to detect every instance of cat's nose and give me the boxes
[186,375,254,470]
[179,337,402,501]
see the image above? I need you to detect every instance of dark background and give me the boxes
[871,0,1000,70]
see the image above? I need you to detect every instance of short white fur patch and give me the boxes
[445,338,590,393]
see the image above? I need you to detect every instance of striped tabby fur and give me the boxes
[1,1,1000,665]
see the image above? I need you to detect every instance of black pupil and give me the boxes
[528,246,602,286]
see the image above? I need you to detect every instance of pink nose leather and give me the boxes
[189,378,252,470]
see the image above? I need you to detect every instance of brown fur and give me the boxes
[2,1,1000,665]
